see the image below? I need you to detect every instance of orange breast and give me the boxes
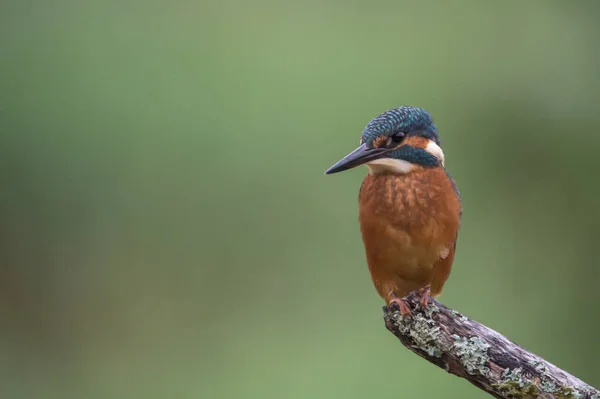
[358,167,461,302]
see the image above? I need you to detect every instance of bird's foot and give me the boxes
[418,286,431,308]
[388,297,412,316]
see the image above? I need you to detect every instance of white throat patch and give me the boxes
[366,139,445,175]
[366,158,416,174]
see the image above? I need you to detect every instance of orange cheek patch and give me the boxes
[372,135,390,148]
[401,136,429,149]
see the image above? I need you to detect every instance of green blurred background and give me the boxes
[1,1,599,398]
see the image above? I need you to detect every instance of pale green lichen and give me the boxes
[423,302,440,317]
[527,359,548,374]
[502,367,526,385]
[491,366,594,399]
[529,360,587,399]
[393,312,443,358]
[556,386,583,399]
[539,380,588,399]
[451,335,490,376]
[492,381,539,399]
[492,367,539,399]
[540,380,558,393]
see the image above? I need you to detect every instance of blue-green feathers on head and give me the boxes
[361,106,439,146]
[361,106,441,167]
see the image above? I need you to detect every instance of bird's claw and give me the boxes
[418,286,431,308]
[388,297,412,316]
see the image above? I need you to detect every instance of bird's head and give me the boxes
[325,106,445,175]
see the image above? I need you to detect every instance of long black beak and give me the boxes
[324,143,390,175]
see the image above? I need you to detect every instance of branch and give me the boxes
[383,292,599,399]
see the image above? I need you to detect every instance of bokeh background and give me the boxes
[1,1,599,398]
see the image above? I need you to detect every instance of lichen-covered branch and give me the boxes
[383,292,599,399]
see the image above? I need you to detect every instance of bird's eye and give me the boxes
[375,133,405,149]
[389,132,405,145]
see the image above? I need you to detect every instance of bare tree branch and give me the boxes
[383,292,599,399]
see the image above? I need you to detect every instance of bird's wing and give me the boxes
[430,236,457,297]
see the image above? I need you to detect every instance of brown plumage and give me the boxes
[356,137,461,314]
[359,166,461,308]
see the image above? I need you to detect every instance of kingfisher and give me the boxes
[325,106,462,316]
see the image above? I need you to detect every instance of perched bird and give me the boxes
[325,106,462,315]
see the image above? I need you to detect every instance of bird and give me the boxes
[324,106,462,316]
